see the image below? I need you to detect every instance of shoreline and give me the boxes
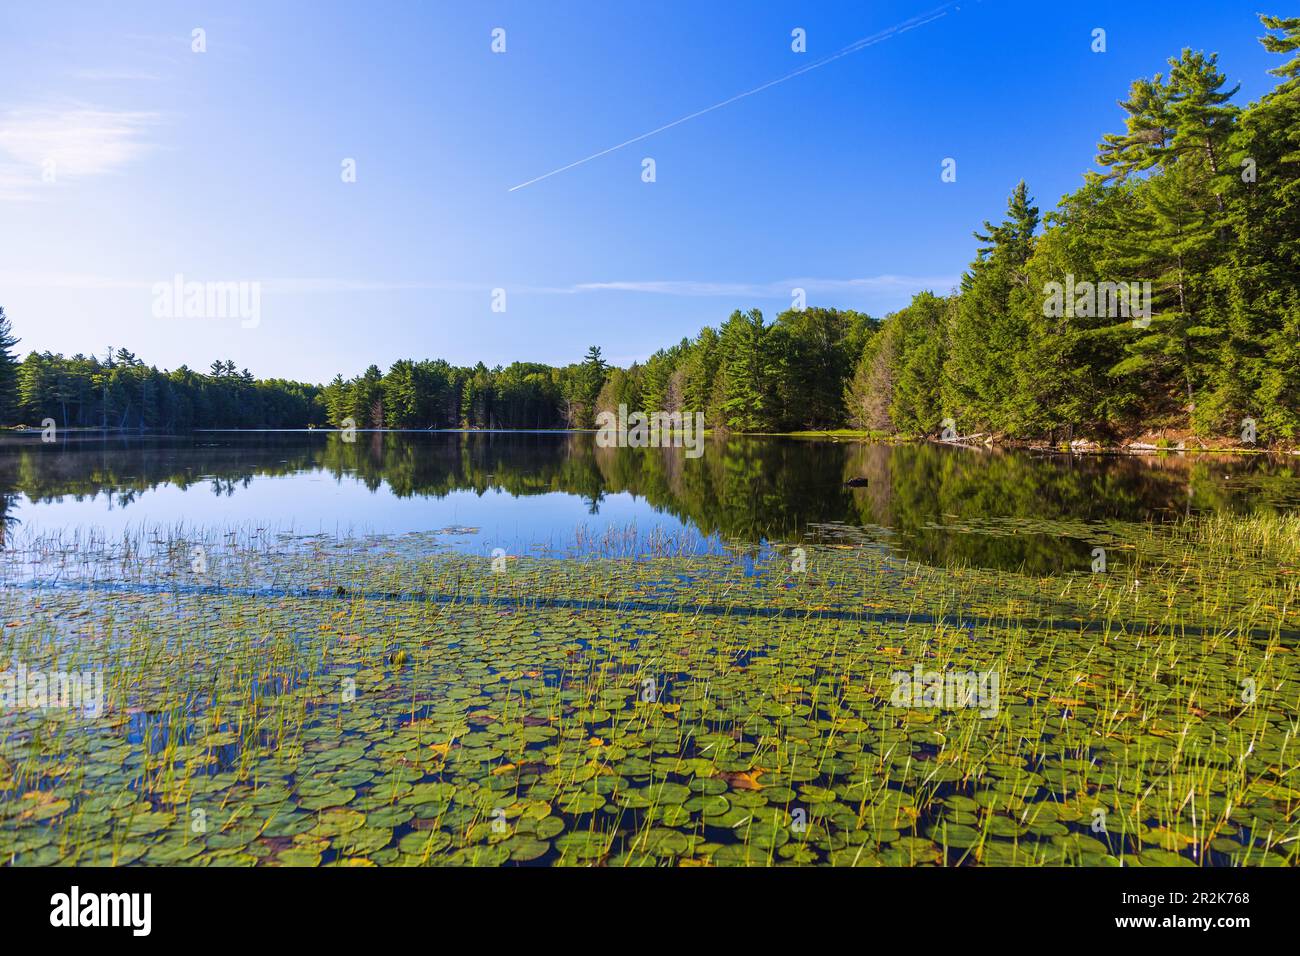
[3,423,1297,456]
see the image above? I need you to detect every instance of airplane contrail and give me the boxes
[508,1,965,192]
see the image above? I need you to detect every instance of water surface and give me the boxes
[2,431,1297,572]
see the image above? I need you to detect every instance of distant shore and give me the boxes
[4,423,1296,455]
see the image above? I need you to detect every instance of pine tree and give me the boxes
[679,328,720,423]
[1213,14,1300,439]
[1259,14,1300,82]
[1097,77,1175,178]
[0,307,20,423]
[639,345,680,416]
[944,182,1039,434]
[1093,49,1243,432]
[1103,163,1220,417]
[571,346,608,429]
[716,310,780,431]
[890,293,950,435]
[775,307,874,429]
[1018,182,1144,438]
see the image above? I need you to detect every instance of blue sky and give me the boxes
[0,0,1286,382]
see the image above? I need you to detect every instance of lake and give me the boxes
[2,431,1299,572]
[3,431,1299,867]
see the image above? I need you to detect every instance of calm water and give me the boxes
[2,431,1298,572]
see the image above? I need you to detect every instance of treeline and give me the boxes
[0,311,876,433]
[316,354,602,430]
[847,15,1300,443]
[0,334,324,430]
[311,306,875,433]
[2,15,1296,441]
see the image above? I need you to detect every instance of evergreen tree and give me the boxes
[0,307,21,423]
[569,346,609,429]
[890,293,949,435]
[775,307,875,428]
[639,345,680,416]
[716,309,781,431]
[944,182,1039,434]
[680,327,720,423]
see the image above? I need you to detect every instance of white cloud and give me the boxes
[0,273,477,293]
[259,278,479,294]
[572,280,762,296]
[0,272,957,300]
[0,165,41,203]
[569,275,960,298]
[0,271,152,290]
[0,107,159,199]
[71,69,163,82]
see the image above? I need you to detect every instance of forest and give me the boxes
[2,15,1297,443]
